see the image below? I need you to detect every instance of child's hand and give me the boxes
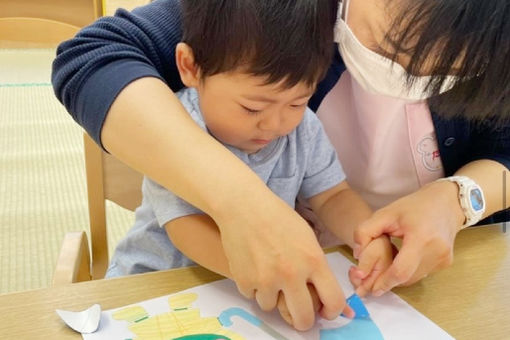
[277,283,355,327]
[349,235,394,297]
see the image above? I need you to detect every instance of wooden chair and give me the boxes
[53,134,143,284]
[1,0,131,284]
[0,0,102,47]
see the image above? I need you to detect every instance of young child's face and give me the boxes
[196,72,314,154]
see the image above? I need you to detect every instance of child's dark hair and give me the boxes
[386,0,510,123]
[180,0,339,89]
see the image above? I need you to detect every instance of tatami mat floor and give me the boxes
[0,0,150,294]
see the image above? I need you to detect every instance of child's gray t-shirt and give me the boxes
[106,88,345,277]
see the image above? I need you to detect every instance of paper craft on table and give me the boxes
[83,252,454,340]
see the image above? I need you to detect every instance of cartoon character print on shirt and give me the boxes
[416,135,442,172]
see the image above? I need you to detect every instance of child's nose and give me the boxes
[258,112,281,131]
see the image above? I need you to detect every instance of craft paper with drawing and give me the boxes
[83,253,454,340]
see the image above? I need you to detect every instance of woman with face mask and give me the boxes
[286,0,510,307]
[52,0,510,331]
[315,0,510,298]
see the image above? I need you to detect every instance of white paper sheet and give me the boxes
[83,252,454,340]
[56,304,101,334]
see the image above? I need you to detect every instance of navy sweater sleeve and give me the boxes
[51,0,184,147]
[434,114,510,223]
[470,120,510,223]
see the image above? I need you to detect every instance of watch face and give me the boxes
[470,188,484,212]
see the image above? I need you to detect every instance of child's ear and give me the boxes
[176,42,200,87]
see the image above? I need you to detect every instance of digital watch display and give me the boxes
[438,176,486,229]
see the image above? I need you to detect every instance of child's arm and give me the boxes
[307,181,394,296]
[307,181,372,249]
[164,214,231,278]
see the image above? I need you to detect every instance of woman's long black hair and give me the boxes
[387,0,510,124]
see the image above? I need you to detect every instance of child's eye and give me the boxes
[241,105,262,114]
[290,103,307,109]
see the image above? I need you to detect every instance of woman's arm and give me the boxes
[52,0,185,145]
[354,159,510,296]
[457,160,510,221]
[354,116,510,295]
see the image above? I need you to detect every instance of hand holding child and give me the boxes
[349,235,394,297]
[277,283,355,327]
[277,234,392,327]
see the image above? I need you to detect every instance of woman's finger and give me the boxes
[276,291,293,325]
[234,279,256,300]
[356,264,384,297]
[401,248,453,286]
[311,263,346,321]
[353,212,397,258]
[255,287,280,311]
[371,239,422,295]
[281,281,315,331]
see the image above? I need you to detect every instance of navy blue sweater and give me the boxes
[52,0,509,223]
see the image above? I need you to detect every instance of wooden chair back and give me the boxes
[84,133,143,279]
[0,0,102,47]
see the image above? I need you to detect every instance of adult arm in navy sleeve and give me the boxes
[52,0,184,146]
[51,0,346,330]
[467,119,510,223]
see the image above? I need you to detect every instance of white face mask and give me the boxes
[334,2,458,101]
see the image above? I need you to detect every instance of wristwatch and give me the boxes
[438,176,486,229]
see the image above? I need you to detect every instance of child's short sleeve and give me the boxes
[143,177,203,228]
[299,110,346,198]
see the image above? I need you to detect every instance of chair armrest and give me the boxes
[52,231,92,285]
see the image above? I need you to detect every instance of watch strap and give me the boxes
[436,176,486,229]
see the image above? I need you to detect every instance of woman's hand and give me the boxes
[353,180,465,295]
[276,283,323,327]
[277,283,355,327]
[215,193,349,331]
[349,235,395,297]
